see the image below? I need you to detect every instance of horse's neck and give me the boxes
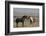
[30,17,33,20]
[21,17,25,20]
[21,17,24,19]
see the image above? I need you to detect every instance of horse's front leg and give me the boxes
[30,19,32,24]
[22,21,24,27]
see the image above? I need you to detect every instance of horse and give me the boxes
[27,16,33,24]
[15,15,27,27]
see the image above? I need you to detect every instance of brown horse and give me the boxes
[27,16,33,24]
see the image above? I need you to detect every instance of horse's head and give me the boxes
[27,16,31,19]
[22,15,28,20]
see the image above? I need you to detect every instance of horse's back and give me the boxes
[16,18,23,23]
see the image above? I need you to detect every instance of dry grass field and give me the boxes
[13,16,39,28]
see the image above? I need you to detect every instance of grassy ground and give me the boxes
[13,16,39,28]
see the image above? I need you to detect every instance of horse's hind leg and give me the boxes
[16,23,18,27]
[22,24,24,27]
[22,22,24,27]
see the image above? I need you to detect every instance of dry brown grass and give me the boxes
[13,16,39,28]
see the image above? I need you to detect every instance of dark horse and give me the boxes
[16,15,27,27]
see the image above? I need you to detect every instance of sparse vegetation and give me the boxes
[13,16,39,28]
